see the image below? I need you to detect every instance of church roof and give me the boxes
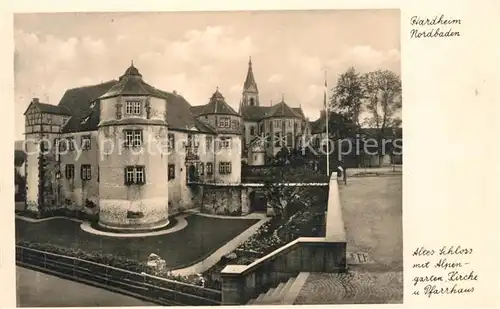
[241,105,270,121]
[263,100,301,119]
[243,57,258,93]
[199,89,239,116]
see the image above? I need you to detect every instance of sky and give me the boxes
[14,10,400,140]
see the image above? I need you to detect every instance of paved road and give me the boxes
[16,267,156,307]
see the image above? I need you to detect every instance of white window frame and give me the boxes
[124,130,143,147]
[125,166,146,185]
[125,101,142,115]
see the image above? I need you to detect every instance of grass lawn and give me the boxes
[15,215,258,269]
[340,175,403,271]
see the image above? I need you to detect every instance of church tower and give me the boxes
[241,57,259,108]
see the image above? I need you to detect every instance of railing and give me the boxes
[242,165,329,183]
[16,246,221,306]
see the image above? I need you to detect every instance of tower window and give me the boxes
[218,117,231,128]
[124,166,146,185]
[250,126,255,136]
[249,98,255,106]
[219,137,231,149]
[125,101,142,115]
[124,130,143,147]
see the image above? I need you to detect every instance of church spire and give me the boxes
[243,56,258,93]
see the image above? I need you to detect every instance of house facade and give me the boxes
[23,63,242,231]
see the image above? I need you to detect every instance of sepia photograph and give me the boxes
[13,9,403,306]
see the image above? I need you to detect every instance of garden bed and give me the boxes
[202,187,328,286]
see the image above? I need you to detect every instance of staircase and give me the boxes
[247,273,309,305]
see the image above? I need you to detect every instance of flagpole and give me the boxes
[325,70,330,176]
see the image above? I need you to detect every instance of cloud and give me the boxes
[14,14,400,140]
[267,74,283,83]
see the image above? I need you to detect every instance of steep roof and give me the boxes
[58,80,117,117]
[243,57,258,93]
[57,67,215,133]
[199,89,239,116]
[241,105,270,121]
[24,98,72,116]
[98,63,161,99]
[292,107,305,118]
[190,105,205,116]
[263,100,301,119]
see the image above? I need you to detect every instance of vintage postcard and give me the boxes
[0,1,498,308]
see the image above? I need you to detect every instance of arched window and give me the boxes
[249,98,255,106]
[250,126,255,135]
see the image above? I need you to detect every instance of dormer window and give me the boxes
[125,101,142,115]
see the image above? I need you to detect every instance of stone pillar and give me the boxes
[221,267,247,305]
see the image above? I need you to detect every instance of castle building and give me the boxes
[23,63,242,231]
[238,58,310,164]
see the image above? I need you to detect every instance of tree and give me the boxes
[361,70,402,166]
[331,67,365,127]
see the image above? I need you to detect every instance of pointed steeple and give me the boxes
[243,56,258,93]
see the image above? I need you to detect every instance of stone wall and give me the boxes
[200,186,243,216]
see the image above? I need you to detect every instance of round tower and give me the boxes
[97,62,169,231]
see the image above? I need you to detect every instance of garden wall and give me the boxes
[200,186,242,216]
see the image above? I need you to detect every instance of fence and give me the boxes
[16,246,221,306]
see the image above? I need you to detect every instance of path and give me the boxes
[16,267,155,307]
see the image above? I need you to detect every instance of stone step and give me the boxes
[254,293,266,303]
[278,276,297,301]
[282,272,310,305]
[264,287,276,298]
[271,282,286,299]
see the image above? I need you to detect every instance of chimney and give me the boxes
[33,97,39,103]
